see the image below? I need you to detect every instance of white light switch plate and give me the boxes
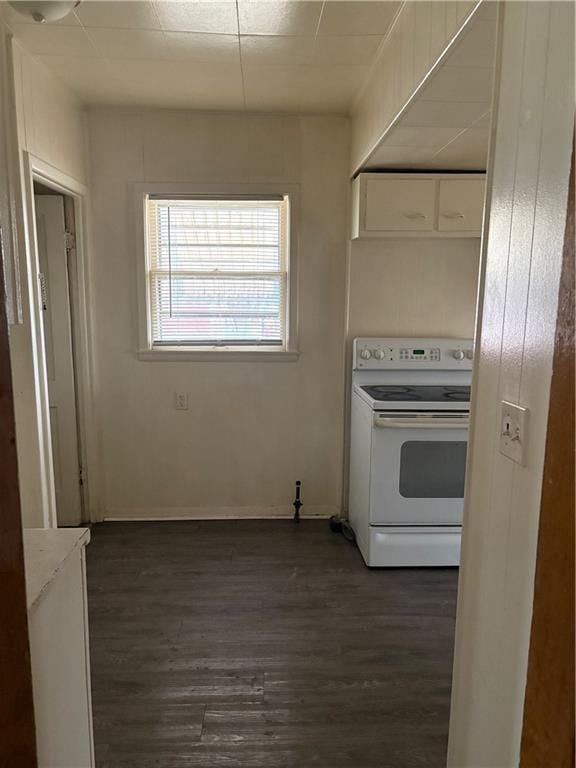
[500,400,529,465]
[174,392,189,410]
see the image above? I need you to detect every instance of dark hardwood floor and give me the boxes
[87,520,458,768]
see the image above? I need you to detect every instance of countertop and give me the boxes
[23,527,91,611]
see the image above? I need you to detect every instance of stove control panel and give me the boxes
[354,338,474,370]
[399,347,441,362]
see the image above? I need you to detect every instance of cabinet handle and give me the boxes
[403,211,426,220]
[442,212,465,219]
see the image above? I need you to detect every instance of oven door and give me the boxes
[370,412,469,526]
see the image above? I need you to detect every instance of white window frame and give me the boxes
[135,183,300,362]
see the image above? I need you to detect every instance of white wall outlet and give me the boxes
[174,392,189,411]
[499,400,529,465]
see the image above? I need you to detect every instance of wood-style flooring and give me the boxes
[87,520,458,768]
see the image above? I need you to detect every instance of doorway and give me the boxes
[33,182,83,527]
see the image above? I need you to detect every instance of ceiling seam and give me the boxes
[72,5,140,100]
[303,0,327,115]
[429,107,492,161]
[70,7,102,59]
[349,0,406,116]
[235,0,247,110]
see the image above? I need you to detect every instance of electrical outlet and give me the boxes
[499,400,529,465]
[174,392,189,411]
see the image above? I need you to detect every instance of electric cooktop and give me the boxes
[360,385,471,403]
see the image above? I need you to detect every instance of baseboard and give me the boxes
[104,505,338,521]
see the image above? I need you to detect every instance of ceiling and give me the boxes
[365,2,497,171]
[3,0,401,112]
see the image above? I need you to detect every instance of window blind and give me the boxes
[146,197,289,347]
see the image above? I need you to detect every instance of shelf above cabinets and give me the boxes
[351,173,486,239]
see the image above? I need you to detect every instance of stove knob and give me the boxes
[465,349,474,360]
[453,349,465,361]
[360,349,372,360]
[373,349,385,360]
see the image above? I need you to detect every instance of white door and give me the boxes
[364,178,436,232]
[437,178,486,232]
[370,412,469,525]
[35,196,82,526]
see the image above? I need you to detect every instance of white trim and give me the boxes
[20,155,57,527]
[104,505,336,521]
[0,30,23,324]
[133,182,300,360]
[79,547,95,767]
[22,152,101,526]
[136,348,299,363]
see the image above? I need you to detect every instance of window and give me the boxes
[144,196,291,351]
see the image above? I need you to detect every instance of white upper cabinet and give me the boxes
[352,173,486,239]
[437,178,486,232]
[364,178,436,232]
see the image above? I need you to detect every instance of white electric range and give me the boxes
[348,337,474,567]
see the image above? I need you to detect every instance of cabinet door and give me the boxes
[29,548,94,768]
[364,178,435,232]
[437,178,485,232]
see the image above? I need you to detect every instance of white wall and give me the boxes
[11,42,88,184]
[88,109,349,519]
[342,236,480,511]
[5,33,89,528]
[448,2,575,765]
[347,238,480,341]
[350,0,479,174]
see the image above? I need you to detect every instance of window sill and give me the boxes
[137,347,300,363]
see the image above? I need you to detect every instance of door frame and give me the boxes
[22,151,100,526]
[519,138,575,767]
[0,185,38,768]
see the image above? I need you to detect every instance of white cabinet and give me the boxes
[364,178,435,232]
[351,173,486,239]
[437,178,486,232]
[24,529,94,768]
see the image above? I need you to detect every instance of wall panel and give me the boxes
[448,2,575,764]
[4,31,89,527]
[88,109,349,520]
[350,0,481,174]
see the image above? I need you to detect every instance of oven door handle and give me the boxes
[374,416,470,429]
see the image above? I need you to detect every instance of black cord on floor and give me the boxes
[340,520,356,543]
[329,516,356,544]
